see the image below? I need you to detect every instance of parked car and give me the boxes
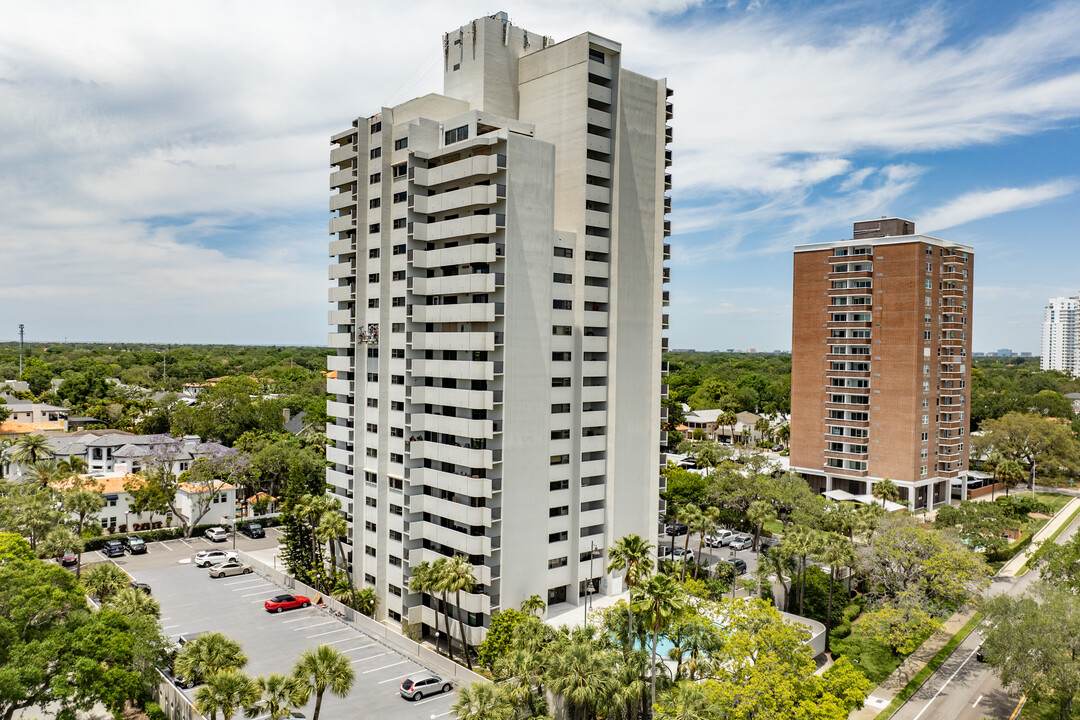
[238,521,265,539]
[193,549,238,567]
[264,594,311,613]
[400,673,451,701]
[204,526,229,542]
[759,536,780,550]
[209,561,254,579]
[665,523,688,537]
[729,535,754,551]
[704,530,734,548]
[129,580,152,594]
[102,539,125,558]
[61,552,78,567]
[671,547,695,563]
[717,558,748,576]
[123,535,148,554]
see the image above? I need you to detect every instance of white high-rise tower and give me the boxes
[1042,295,1080,376]
[325,13,671,649]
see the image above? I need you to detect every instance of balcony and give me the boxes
[407,331,496,353]
[328,261,354,280]
[586,107,612,130]
[409,302,497,324]
[411,273,498,296]
[587,83,613,104]
[410,520,491,556]
[662,290,670,306]
[328,308,353,326]
[412,154,503,187]
[330,168,357,188]
[410,547,497,585]
[330,144,356,165]
[328,236,355,257]
[326,400,353,420]
[411,214,502,242]
[329,191,356,212]
[410,242,501,269]
[412,184,503,214]
[408,413,495,440]
[413,605,487,646]
[328,284,354,302]
[326,377,352,395]
[326,354,353,373]
[586,134,612,155]
[328,332,353,349]
[326,423,353,444]
[407,466,494,497]
[409,359,495,381]
[663,243,671,260]
[408,494,492,528]
[326,444,353,467]
[407,385,497,411]
[329,215,356,234]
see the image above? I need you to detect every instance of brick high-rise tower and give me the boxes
[790,218,974,511]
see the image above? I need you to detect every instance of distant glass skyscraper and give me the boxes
[325,13,670,650]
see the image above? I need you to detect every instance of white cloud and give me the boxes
[920,180,1078,233]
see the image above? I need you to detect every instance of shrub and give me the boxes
[800,565,850,625]
[144,702,167,720]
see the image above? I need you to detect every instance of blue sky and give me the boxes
[0,0,1077,352]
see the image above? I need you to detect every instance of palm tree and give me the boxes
[678,504,702,582]
[872,478,900,509]
[781,525,818,617]
[520,594,546,617]
[81,561,129,601]
[827,501,860,540]
[174,632,248,688]
[7,433,53,472]
[450,681,516,720]
[718,410,738,446]
[444,555,477,670]
[62,488,105,576]
[247,673,308,720]
[655,680,716,720]
[494,648,546,717]
[633,573,685,711]
[753,417,771,447]
[983,452,1003,500]
[777,423,791,449]
[430,557,458,663]
[607,533,653,649]
[290,645,355,720]
[998,459,1025,497]
[855,502,884,542]
[544,628,616,720]
[294,493,328,581]
[194,669,260,720]
[27,459,59,486]
[746,500,776,597]
[316,505,358,610]
[57,455,89,475]
[107,586,161,619]
[756,545,797,612]
[408,560,452,661]
[38,526,82,565]
[813,532,856,654]
[691,507,719,580]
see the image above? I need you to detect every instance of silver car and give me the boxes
[729,535,754,551]
[208,561,253,579]
[400,673,451,701]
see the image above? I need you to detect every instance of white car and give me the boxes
[194,549,238,567]
[729,535,754,551]
[208,561,254,578]
[204,527,229,542]
[671,547,695,563]
[704,530,734,548]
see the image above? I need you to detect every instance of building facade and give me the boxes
[790,218,974,511]
[1041,295,1079,377]
[325,13,670,645]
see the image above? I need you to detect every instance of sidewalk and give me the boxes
[999,495,1080,577]
[850,608,978,719]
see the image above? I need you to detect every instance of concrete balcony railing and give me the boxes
[411,214,503,242]
[587,83,612,104]
[408,359,495,381]
[326,423,353,444]
[409,441,497,469]
[409,303,497,325]
[409,520,491,556]
[407,331,497,353]
[414,605,487,646]
[410,273,498,296]
[328,261,354,280]
[328,285,354,302]
[326,444,352,467]
[587,133,612,155]
[412,184,503,214]
[413,154,504,187]
[328,236,355,257]
[408,413,495,440]
[328,332,353,349]
[326,354,353,373]
[409,547,496,586]
[329,191,356,212]
[328,308,353,326]
[407,466,494,497]
[409,242,501,269]
[330,144,356,165]
[329,214,357,234]
[407,384,498,410]
[585,158,611,180]
[326,377,352,395]
[408,494,492,527]
[330,168,357,188]
[326,400,353,420]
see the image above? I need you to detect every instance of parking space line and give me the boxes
[350,652,389,664]
[281,616,318,624]
[415,692,452,706]
[292,621,335,631]
[307,628,351,639]
[363,659,407,674]
[321,637,355,645]
[162,624,179,630]
[179,539,192,549]
[431,710,453,719]
[224,577,264,586]
[378,671,417,684]
[159,543,173,551]
[341,644,374,652]
[241,590,274,597]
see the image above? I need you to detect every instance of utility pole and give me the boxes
[18,324,24,377]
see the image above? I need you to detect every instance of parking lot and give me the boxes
[659,528,764,578]
[98,531,458,720]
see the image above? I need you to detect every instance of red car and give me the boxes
[264,594,311,613]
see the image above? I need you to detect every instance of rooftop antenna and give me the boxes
[18,324,24,378]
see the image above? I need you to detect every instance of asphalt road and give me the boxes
[86,529,458,720]
[890,508,1080,720]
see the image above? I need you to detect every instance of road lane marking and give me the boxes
[350,652,389,664]
[307,628,351,639]
[912,648,979,720]
[364,659,407,674]
[379,672,416,684]
[973,694,983,708]
[292,620,334,631]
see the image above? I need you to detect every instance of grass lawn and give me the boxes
[1021,695,1080,719]
[831,624,904,685]
[1034,491,1073,512]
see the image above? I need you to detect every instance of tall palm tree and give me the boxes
[290,645,355,720]
[106,586,161,619]
[872,478,900,509]
[57,455,89,475]
[655,680,716,720]
[855,502,884,542]
[316,504,358,610]
[27,459,59,486]
[62,488,105,576]
[753,417,772,447]
[408,560,452,661]
[607,533,653,649]
[678,504,702,582]
[81,561,129,601]
[813,532,856,654]
[247,673,308,720]
[633,573,685,711]
[444,555,477,670]
[756,545,797,612]
[983,452,1004,500]
[746,500,776,597]
[450,681,516,720]
[827,501,860,540]
[174,632,248,687]
[7,433,53,472]
[777,423,790,449]
[494,648,546,717]
[430,557,457,663]
[39,526,82,565]
[194,669,260,720]
[781,525,818,617]
[998,459,1025,497]
[294,493,328,580]
[718,410,738,446]
[691,507,719,580]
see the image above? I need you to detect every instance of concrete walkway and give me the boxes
[851,496,1080,718]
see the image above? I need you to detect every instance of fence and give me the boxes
[154,670,203,720]
[233,549,488,686]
